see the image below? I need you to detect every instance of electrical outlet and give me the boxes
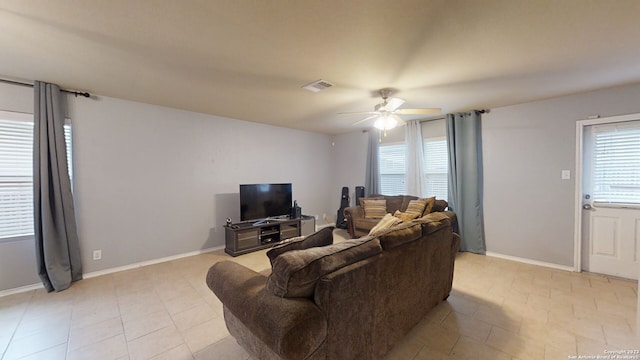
[92,250,102,260]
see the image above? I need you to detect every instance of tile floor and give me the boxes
[0,229,638,359]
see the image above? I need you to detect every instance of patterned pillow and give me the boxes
[405,197,436,217]
[362,199,387,219]
[368,213,402,236]
[393,210,419,222]
[405,199,428,217]
[422,197,436,215]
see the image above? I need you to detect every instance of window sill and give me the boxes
[0,234,34,244]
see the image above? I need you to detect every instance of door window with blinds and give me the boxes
[0,110,72,241]
[378,119,448,200]
[586,120,640,206]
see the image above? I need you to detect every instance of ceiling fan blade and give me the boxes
[395,108,441,115]
[381,97,405,112]
[352,115,379,126]
[339,111,379,115]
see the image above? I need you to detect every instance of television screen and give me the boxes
[240,183,292,222]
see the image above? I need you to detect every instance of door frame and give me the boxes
[573,112,640,272]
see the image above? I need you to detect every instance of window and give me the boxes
[590,121,640,205]
[0,110,72,240]
[378,135,449,200]
[379,143,406,195]
[423,138,448,201]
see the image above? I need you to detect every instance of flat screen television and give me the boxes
[240,183,292,222]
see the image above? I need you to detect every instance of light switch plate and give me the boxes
[561,170,571,180]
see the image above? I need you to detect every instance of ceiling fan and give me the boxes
[341,89,441,131]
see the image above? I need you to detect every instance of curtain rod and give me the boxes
[418,109,489,123]
[0,78,91,98]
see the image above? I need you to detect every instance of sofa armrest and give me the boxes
[441,210,459,234]
[444,232,461,299]
[343,206,363,238]
[207,261,327,359]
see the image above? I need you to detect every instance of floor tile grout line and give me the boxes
[1,290,36,360]
[2,245,637,359]
[164,282,195,359]
[112,273,132,360]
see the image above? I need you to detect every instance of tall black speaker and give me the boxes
[355,186,365,205]
[336,187,350,229]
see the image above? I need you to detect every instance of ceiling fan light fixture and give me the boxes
[374,113,398,130]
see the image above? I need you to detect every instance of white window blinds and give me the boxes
[379,137,449,199]
[423,138,448,201]
[591,122,640,205]
[379,143,406,195]
[0,111,73,240]
[0,114,34,239]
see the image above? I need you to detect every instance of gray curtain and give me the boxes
[364,130,380,196]
[405,120,425,197]
[446,111,485,253]
[34,81,82,292]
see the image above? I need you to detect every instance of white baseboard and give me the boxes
[485,251,575,272]
[84,245,224,278]
[0,283,44,298]
[0,245,225,298]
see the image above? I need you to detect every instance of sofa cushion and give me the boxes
[414,212,452,235]
[361,199,387,219]
[266,227,334,266]
[385,195,410,213]
[354,218,379,234]
[267,237,382,298]
[432,199,448,212]
[368,213,402,236]
[376,222,423,250]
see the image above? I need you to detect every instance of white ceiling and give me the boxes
[2,1,640,135]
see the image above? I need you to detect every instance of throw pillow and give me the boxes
[267,237,382,298]
[358,196,383,208]
[405,197,437,217]
[266,226,334,266]
[362,199,387,219]
[393,210,419,222]
[368,213,402,236]
[422,196,436,215]
[405,198,428,217]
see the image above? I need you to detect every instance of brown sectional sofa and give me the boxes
[206,213,460,360]
[344,194,457,238]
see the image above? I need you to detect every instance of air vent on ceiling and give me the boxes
[302,79,334,92]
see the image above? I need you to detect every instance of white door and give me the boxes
[581,119,640,280]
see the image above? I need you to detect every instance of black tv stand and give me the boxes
[224,218,301,257]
